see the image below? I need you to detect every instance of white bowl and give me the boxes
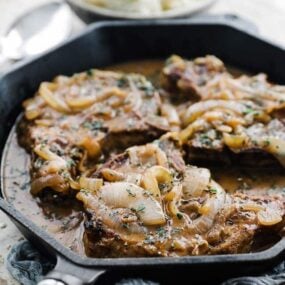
[67,0,216,22]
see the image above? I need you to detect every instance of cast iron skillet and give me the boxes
[1,16,285,285]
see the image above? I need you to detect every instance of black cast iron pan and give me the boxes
[1,16,285,285]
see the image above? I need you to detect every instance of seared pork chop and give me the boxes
[162,55,285,167]
[19,70,171,195]
[77,137,285,257]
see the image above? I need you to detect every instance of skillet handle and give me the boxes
[37,255,105,285]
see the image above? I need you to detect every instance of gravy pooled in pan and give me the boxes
[5,56,285,257]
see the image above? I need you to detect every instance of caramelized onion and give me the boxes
[23,97,44,120]
[191,181,227,234]
[141,165,173,198]
[34,145,67,173]
[126,173,142,185]
[97,182,166,226]
[223,133,248,150]
[25,109,41,120]
[31,174,69,195]
[101,168,125,182]
[35,119,53,127]
[260,137,285,167]
[161,104,180,128]
[77,136,101,158]
[165,184,182,217]
[79,177,103,192]
[182,100,259,125]
[240,203,265,212]
[39,82,71,113]
[182,166,211,197]
[77,189,147,242]
[66,96,97,110]
[257,208,283,226]
[128,144,168,168]
[96,87,127,102]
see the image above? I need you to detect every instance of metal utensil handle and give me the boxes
[37,255,105,285]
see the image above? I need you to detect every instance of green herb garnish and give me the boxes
[242,108,259,116]
[86,69,93,76]
[208,188,217,194]
[117,76,128,87]
[176,213,183,220]
[136,204,146,212]
[263,139,270,147]
[122,223,129,229]
[126,188,136,197]
[156,227,167,238]
[199,134,212,146]
[82,120,103,131]
[67,159,76,168]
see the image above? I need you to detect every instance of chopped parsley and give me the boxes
[156,227,168,238]
[176,212,183,220]
[171,227,182,235]
[39,142,47,150]
[67,159,76,168]
[122,223,129,229]
[117,76,128,87]
[144,235,155,244]
[127,118,135,128]
[199,134,212,146]
[50,144,64,156]
[80,189,90,195]
[139,83,154,96]
[263,139,270,147]
[242,108,259,116]
[208,187,217,195]
[136,204,146,212]
[86,69,93,76]
[34,158,44,169]
[251,139,258,147]
[126,188,136,197]
[82,120,103,131]
[62,171,70,180]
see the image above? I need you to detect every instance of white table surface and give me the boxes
[0,0,285,283]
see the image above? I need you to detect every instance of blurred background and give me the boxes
[1,0,285,47]
[0,0,285,74]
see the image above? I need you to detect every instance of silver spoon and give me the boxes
[0,1,72,70]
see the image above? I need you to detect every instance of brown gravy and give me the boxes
[2,59,285,256]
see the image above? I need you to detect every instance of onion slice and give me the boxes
[190,181,227,234]
[96,182,166,226]
[257,208,283,226]
[39,82,71,113]
[182,166,211,197]
[79,177,103,192]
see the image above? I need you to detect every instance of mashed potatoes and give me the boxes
[87,0,192,15]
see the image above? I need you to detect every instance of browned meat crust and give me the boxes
[208,193,285,254]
